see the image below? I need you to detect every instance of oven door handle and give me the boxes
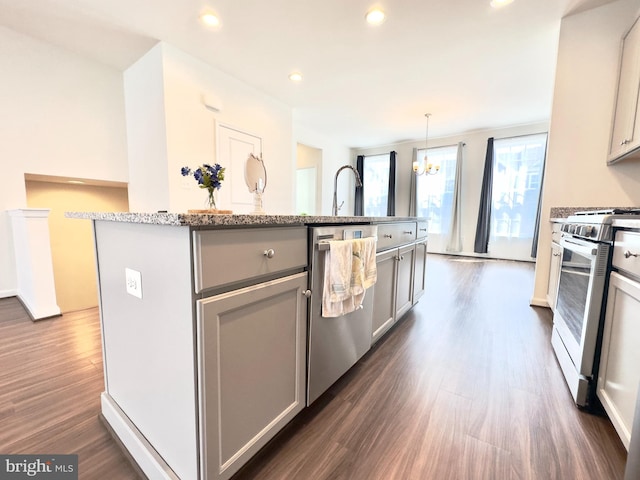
[560,236,598,257]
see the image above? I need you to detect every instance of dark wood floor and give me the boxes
[0,255,627,479]
[234,255,627,480]
[0,299,140,478]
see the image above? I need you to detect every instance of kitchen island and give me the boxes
[69,212,427,480]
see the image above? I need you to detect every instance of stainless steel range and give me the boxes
[560,208,640,242]
[553,208,640,407]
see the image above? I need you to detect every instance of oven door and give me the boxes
[552,235,609,405]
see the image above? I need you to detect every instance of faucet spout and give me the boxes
[332,165,362,216]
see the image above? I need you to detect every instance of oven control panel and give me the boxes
[561,222,601,241]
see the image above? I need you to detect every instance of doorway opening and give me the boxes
[25,174,129,313]
[296,143,322,215]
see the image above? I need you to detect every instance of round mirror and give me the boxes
[244,153,267,193]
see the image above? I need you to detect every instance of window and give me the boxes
[363,154,390,216]
[490,133,547,241]
[416,145,458,245]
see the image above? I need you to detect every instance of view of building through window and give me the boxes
[490,133,547,241]
[363,153,390,217]
[416,145,458,239]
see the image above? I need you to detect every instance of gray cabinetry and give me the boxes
[197,272,307,479]
[372,249,397,342]
[395,244,415,319]
[195,226,308,479]
[372,222,420,344]
[608,16,640,164]
[194,227,307,293]
[413,236,428,304]
[90,216,427,480]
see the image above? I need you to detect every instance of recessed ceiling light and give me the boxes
[200,12,220,27]
[490,0,514,8]
[68,180,85,184]
[289,72,303,82]
[365,8,386,25]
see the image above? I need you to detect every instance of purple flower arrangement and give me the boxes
[181,163,225,209]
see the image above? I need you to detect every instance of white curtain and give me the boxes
[446,142,464,252]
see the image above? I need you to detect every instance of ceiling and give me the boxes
[0,0,616,148]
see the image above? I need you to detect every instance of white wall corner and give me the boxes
[8,209,61,320]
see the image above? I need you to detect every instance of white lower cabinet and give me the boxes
[197,272,308,479]
[598,270,640,449]
[547,241,562,311]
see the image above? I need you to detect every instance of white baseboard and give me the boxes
[101,393,180,480]
[14,294,61,321]
[0,290,17,299]
[529,296,550,308]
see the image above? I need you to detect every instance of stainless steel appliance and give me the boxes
[307,225,377,405]
[553,209,640,407]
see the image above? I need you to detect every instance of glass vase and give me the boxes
[207,188,217,210]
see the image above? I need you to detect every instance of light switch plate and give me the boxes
[125,268,143,299]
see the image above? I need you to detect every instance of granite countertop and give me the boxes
[548,206,633,221]
[65,212,426,227]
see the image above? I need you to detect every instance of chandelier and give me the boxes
[413,113,440,176]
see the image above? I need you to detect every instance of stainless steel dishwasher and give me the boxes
[307,225,377,405]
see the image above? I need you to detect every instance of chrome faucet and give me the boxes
[332,165,363,216]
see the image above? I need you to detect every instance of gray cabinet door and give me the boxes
[197,272,308,480]
[413,239,427,304]
[395,244,415,320]
[372,249,397,343]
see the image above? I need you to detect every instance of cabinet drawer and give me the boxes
[613,231,640,279]
[194,227,307,293]
[416,221,428,239]
[377,222,417,252]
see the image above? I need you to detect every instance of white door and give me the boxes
[217,124,262,212]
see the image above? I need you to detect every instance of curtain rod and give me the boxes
[417,142,466,149]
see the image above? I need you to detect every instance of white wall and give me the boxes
[124,44,169,212]
[531,0,640,305]
[0,26,128,297]
[124,43,296,215]
[293,124,354,215]
[355,122,549,255]
[0,30,354,298]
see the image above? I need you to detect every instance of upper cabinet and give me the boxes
[608,16,640,164]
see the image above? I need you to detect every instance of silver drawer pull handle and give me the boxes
[419,228,427,232]
[403,231,413,235]
[620,139,630,146]
[623,250,639,259]
[384,234,393,239]
[263,249,275,258]
[302,289,312,298]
